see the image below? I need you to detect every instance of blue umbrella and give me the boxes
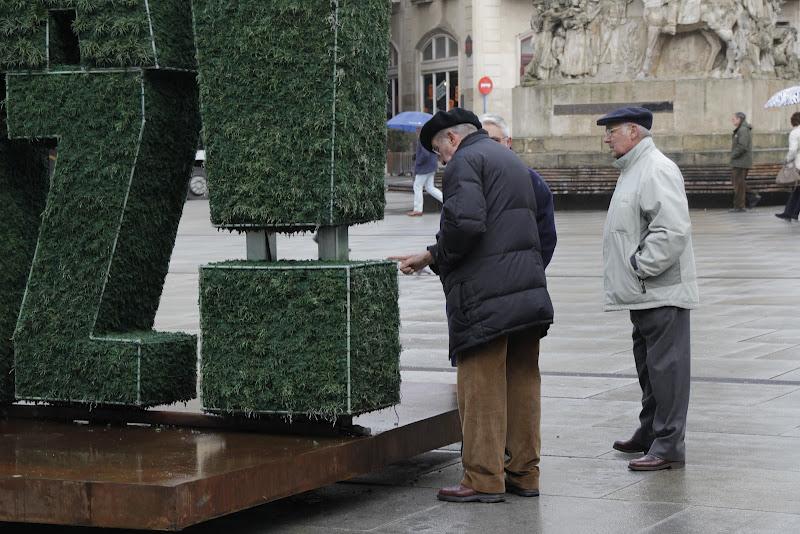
[386,111,433,132]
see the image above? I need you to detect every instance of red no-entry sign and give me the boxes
[478,76,493,95]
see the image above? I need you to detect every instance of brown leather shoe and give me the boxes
[628,454,684,471]
[437,484,505,503]
[613,438,647,454]
[505,482,540,497]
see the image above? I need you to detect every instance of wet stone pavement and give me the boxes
[5,191,800,534]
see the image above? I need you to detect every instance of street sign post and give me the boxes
[478,76,493,113]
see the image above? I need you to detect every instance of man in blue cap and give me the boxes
[391,108,553,502]
[597,106,699,471]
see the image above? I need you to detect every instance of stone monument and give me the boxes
[513,0,800,190]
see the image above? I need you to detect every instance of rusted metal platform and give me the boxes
[0,382,460,531]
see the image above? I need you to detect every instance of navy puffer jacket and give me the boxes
[427,130,554,360]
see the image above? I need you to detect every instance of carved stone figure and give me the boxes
[524,0,799,83]
[638,0,740,78]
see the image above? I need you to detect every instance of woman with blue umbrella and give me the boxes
[387,112,442,216]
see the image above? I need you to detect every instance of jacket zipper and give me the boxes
[638,278,646,294]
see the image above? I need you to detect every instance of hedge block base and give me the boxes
[199,261,400,418]
[14,332,197,407]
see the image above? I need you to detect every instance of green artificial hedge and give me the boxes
[192,0,390,230]
[0,140,50,404]
[0,0,195,70]
[5,69,199,406]
[199,261,401,418]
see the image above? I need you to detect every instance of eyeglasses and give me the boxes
[489,136,508,143]
[603,125,626,138]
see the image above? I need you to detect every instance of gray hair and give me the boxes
[432,123,478,147]
[631,123,652,139]
[479,113,510,137]
[735,111,746,121]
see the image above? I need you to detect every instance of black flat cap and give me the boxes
[420,108,483,152]
[596,106,653,130]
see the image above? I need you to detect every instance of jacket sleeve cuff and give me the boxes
[427,244,440,275]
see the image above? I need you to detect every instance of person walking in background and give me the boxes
[776,111,800,221]
[391,108,553,503]
[479,113,557,268]
[598,107,699,471]
[407,127,442,216]
[730,111,760,212]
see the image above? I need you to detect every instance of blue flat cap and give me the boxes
[596,106,653,130]
[420,108,483,152]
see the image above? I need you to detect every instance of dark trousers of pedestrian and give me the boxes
[779,185,800,219]
[731,167,750,209]
[629,306,691,462]
[456,328,541,494]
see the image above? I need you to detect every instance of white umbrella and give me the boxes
[764,85,800,108]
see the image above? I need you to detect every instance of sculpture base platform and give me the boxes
[0,382,460,531]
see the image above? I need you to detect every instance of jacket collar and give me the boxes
[613,136,655,171]
[456,129,489,152]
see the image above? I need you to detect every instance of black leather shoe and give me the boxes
[505,482,540,497]
[776,213,791,220]
[628,454,684,471]
[613,438,647,454]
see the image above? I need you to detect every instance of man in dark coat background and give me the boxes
[391,108,554,503]
[729,111,760,212]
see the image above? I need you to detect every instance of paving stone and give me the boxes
[606,464,800,514]
[11,197,800,532]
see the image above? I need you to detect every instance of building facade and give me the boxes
[389,0,534,131]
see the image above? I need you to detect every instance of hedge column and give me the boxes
[0,2,200,406]
[194,1,401,418]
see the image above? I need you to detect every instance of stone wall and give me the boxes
[513,77,794,168]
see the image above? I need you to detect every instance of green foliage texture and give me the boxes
[199,261,401,418]
[5,69,199,406]
[192,0,390,230]
[0,0,195,70]
[0,139,50,403]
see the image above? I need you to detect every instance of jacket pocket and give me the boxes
[644,260,682,289]
[445,281,470,329]
[608,231,644,300]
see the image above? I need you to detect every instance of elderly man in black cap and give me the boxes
[391,108,553,503]
[598,106,699,471]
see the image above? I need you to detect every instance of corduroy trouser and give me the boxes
[456,328,541,494]
[731,167,750,209]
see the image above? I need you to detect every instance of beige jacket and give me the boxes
[602,137,699,311]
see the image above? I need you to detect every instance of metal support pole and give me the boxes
[317,225,349,261]
[246,230,277,261]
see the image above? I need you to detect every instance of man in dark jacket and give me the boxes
[479,113,556,267]
[730,111,760,211]
[391,108,554,504]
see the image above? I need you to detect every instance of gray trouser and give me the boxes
[629,306,691,461]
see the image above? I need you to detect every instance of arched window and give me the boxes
[420,34,458,114]
[387,42,399,119]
